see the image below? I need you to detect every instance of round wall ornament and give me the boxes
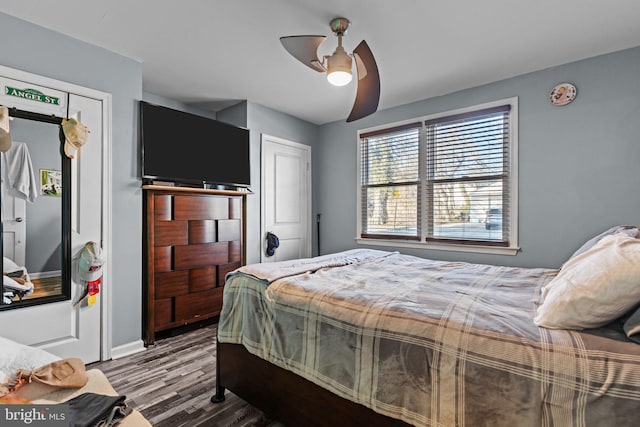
[549,83,577,106]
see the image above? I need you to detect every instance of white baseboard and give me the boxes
[110,339,146,359]
[30,270,62,279]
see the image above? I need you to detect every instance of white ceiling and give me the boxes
[2,1,640,125]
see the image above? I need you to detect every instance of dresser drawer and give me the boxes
[174,288,223,322]
[155,271,189,299]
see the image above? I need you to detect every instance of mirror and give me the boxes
[1,110,71,309]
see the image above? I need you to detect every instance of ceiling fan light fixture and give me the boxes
[326,47,352,86]
[280,16,380,121]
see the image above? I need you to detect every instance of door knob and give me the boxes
[15,217,23,222]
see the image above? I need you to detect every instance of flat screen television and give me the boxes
[140,101,251,188]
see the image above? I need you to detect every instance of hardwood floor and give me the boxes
[89,324,283,426]
[27,276,62,299]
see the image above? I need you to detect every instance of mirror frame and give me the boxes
[0,108,71,310]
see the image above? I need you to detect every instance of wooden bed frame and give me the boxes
[212,341,409,427]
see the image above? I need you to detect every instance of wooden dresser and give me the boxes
[143,185,247,345]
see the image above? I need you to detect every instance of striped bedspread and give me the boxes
[217,249,640,426]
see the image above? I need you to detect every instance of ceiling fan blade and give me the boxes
[280,35,327,73]
[347,40,380,123]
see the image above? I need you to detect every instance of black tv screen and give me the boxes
[140,101,250,188]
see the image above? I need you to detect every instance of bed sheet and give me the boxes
[218,250,640,426]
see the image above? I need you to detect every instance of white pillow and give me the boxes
[0,336,60,381]
[534,233,640,329]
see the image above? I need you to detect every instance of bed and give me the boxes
[2,256,34,303]
[214,231,640,426]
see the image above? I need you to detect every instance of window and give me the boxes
[357,98,518,254]
[360,122,421,240]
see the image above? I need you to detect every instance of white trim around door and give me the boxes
[260,134,312,263]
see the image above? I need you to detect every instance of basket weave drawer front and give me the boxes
[218,219,241,242]
[174,195,229,220]
[154,246,172,273]
[188,220,216,244]
[189,267,217,293]
[153,195,172,220]
[155,221,188,246]
[175,288,224,323]
[155,271,189,299]
[174,242,229,270]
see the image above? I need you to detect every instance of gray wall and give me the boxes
[217,101,248,128]
[0,12,144,349]
[219,101,319,264]
[316,46,640,269]
[142,92,217,119]
[8,118,62,273]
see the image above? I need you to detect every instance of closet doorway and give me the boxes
[261,134,311,262]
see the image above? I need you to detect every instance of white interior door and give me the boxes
[0,68,110,364]
[261,134,311,262]
[1,192,26,266]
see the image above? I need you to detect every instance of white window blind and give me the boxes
[360,123,421,240]
[426,104,511,246]
[359,101,514,249]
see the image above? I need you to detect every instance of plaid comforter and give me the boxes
[217,249,640,426]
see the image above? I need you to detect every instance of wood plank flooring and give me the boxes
[26,276,62,299]
[89,324,284,427]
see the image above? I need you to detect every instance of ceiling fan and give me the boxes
[280,17,380,123]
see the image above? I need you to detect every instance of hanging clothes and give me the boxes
[1,141,37,203]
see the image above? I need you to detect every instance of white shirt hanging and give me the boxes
[1,141,37,203]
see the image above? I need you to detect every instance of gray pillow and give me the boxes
[566,225,640,264]
[623,306,640,344]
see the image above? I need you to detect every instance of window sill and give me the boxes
[355,237,520,256]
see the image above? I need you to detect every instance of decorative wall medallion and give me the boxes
[549,83,577,106]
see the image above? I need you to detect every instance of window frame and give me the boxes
[356,97,519,255]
